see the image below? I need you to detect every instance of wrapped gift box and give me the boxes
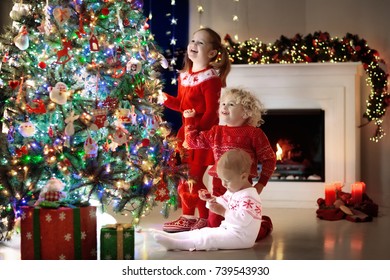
[20,206,97,260]
[100,224,134,260]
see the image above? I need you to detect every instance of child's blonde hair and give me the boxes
[182,27,231,87]
[221,88,266,127]
[217,149,252,176]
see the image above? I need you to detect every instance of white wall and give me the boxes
[190,0,390,207]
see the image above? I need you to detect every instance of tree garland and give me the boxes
[224,31,390,142]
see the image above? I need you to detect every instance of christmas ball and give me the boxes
[38,61,47,69]
[101,8,110,16]
[141,138,150,147]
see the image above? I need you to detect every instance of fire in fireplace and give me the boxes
[259,109,325,182]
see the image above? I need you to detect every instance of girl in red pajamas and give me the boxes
[161,28,231,232]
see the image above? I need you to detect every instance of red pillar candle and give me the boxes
[325,183,336,206]
[351,182,364,205]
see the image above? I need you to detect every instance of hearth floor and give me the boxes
[1,206,389,260]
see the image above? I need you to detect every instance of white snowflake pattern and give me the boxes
[81,231,86,240]
[58,212,66,221]
[64,233,72,242]
[104,232,112,239]
[104,255,113,260]
[124,232,132,239]
[89,209,96,218]
[90,248,97,257]
[26,232,32,240]
[21,212,26,220]
[45,213,52,222]
[59,254,66,260]
[125,254,133,260]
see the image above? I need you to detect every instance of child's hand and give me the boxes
[198,189,214,201]
[183,109,196,118]
[157,91,167,104]
[208,202,225,217]
[182,140,189,149]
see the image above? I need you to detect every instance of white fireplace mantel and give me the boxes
[225,63,363,208]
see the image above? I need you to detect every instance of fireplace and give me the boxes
[261,109,325,182]
[225,63,363,208]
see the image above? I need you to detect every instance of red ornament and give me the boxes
[15,146,28,157]
[8,80,20,89]
[155,180,169,202]
[48,126,54,137]
[89,34,99,52]
[101,8,109,16]
[317,198,325,207]
[26,99,46,114]
[102,96,119,110]
[123,18,130,27]
[38,61,47,69]
[56,40,73,65]
[112,65,126,78]
[141,138,150,147]
[135,85,144,98]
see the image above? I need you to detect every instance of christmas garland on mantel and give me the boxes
[224,31,390,142]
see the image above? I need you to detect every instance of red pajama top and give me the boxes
[185,121,277,186]
[164,67,221,165]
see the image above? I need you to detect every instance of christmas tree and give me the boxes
[0,0,185,241]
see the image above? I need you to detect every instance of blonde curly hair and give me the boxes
[221,88,266,127]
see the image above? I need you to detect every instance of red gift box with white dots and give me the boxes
[20,206,97,260]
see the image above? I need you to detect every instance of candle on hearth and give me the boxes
[351,182,364,205]
[360,181,366,194]
[325,183,336,206]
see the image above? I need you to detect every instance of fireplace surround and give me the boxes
[225,63,363,208]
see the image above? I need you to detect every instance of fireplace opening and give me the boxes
[259,109,325,182]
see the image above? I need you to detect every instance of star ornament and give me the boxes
[170,38,177,45]
[170,17,178,25]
